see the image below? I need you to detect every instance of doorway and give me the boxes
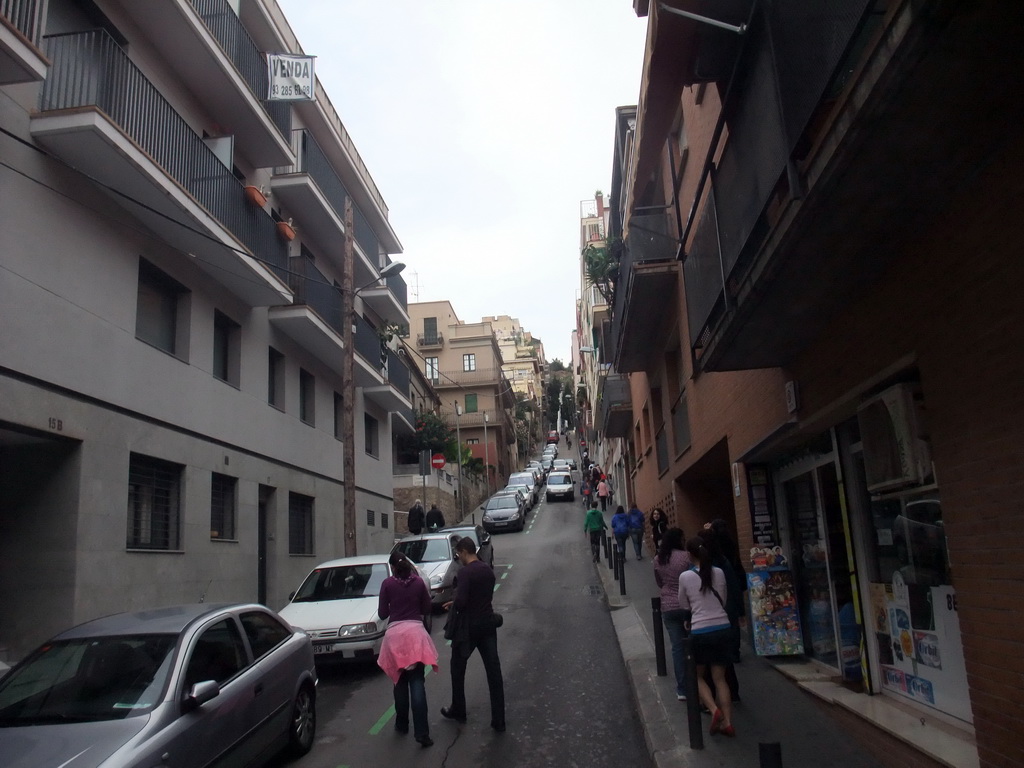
[257,484,275,606]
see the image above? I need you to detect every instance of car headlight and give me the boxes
[483,513,493,522]
[338,622,378,637]
[429,573,444,587]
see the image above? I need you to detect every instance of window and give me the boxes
[364,413,379,457]
[210,473,237,540]
[127,453,182,550]
[240,611,291,660]
[467,438,479,445]
[136,259,188,357]
[425,357,439,383]
[268,348,285,409]
[366,509,376,526]
[299,368,315,425]
[463,354,476,372]
[334,392,343,439]
[288,492,314,555]
[465,393,478,413]
[213,310,240,386]
[183,619,247,690]
[381,512,389,529]
[423,317,438,342]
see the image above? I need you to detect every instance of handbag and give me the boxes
[443,608,468,642]
[489,612,504,629]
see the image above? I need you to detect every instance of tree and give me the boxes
[549,359,567,372]
[396,410,457,464]
[582,236,623,305]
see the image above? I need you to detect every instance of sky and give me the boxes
[276,1,649,364]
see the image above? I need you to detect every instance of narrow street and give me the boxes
[271,489,651,768]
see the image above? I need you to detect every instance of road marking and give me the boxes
[368,667,434,735]
[501,572,509,580]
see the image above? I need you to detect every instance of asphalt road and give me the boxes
[270,486,652,768]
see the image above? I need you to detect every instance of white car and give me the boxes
[279,554,392,662]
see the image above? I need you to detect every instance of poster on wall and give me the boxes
[747,565,804,656]
[870,579,972,722]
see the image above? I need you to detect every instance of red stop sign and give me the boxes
[431,453,446,469]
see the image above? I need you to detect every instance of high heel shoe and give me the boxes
[709,709,723,735]
[720,724,736,737]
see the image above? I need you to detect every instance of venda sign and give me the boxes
[267,54,315,101]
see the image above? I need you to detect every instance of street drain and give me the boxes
[585,585,603,596]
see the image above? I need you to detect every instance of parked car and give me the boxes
[279,554,394,663]
[542,444,558,457]
[567,457,579,470]
[551,458,570,473]
[545,471,576,502]
[493,486,527,513]
[541,456,556,474]
[391,531,465,607]
[440,524,494,568]
[0,603,317,768]
[508,472,540,506]
[481,494,527,533]
[547,430,560,444]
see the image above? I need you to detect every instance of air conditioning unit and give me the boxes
[857,383,931,493]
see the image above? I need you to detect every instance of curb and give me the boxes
[597,558,692,768]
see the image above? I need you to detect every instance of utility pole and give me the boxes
[341,197,357,557]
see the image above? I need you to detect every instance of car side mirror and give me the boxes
[184,679,220,711]
[288,591,295,601]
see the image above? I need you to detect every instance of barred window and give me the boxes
[381,512,389,529]
[127,454,182,550]
[210,473,237,540]
[288,493,314,555]
[366,509,376,526]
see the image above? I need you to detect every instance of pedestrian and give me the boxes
[580,477,593,509]
[377,552,439,748]
[597,475,611,512]
[407,499,425,535]
[678,537,736,737]
[627,503,645,560]
[611,505,629,556]
[650,508,668,552]
[701,521,745,702]
[591,465,601,486]
[654,527,692,701]
[441,537,506,732]
[425,503,445,532]
[583,500,607,562]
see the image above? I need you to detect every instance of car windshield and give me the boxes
[395,538,454,563]
[485,496,520,511]
[549,474,572,486]
[510,474,535,485]
[0,634,177,724]
[292,563,389,602]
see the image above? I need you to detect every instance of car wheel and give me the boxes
[546,494,552,502]
[288,683,316,756]
[569,494,575,501]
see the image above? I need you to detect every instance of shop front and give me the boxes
[746,382,970,724]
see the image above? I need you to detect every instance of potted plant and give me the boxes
[276,218,296,242]
[243,185,267,208]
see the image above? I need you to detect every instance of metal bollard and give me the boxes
[683,635,704,749]
[605,532,613,569]
[759,743,783,768]
[618,551,626,596]
[611,543,619,580]
[652,598,667,677]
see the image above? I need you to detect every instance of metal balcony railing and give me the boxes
[353,203,379,262]
[2,0,43,43]
[385,349,410,397]
[416,332,444,347]
[383,256,408,311]
[188,0,291,140]
[354,313,385,370]
[288,256,342,335]
[437,368,503,387]
[293,128,347,220]
[40,30,289,284]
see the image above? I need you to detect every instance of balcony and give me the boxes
[416,332,444,349]
[352,312,385,387]
[1,0,48,83]
[268,257,343,372]
[599,374,632,438]
[32,30,290,307]
[393,403,416,435]
[435,368,504,388]
[271,130,407,319]
[106,0,292,166]
[364,348,413,412]
[677,3,1020,372]
[613,212,680,372]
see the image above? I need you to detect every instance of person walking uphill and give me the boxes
[654,528,692,701]
[441,537,506,732]
[407,499,425,535]
[611,505,629,557]
[597,475,611,511]
[377,552,439,747]
[425,503,445,532]
[583,502,607,562]
[678,537,736,738]
[627,503,645,560]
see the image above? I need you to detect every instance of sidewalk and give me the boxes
[593,510,882,768]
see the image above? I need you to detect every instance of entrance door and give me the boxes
[257,485,275,606]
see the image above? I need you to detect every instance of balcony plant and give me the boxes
[581,235,623,305]
[276,219,296,242]
[243,185,268,208]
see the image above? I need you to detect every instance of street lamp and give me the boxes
[454,402,464,519]
[483,410,490,497]
[340,195,407,557]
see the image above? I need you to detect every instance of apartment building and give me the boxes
[407,301,517,488]
[0,0,411,660]
[602,1,1023,766]
[483,314,545,455]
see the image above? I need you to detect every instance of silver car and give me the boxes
[0,603,317,768]
[392,531,465,607]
